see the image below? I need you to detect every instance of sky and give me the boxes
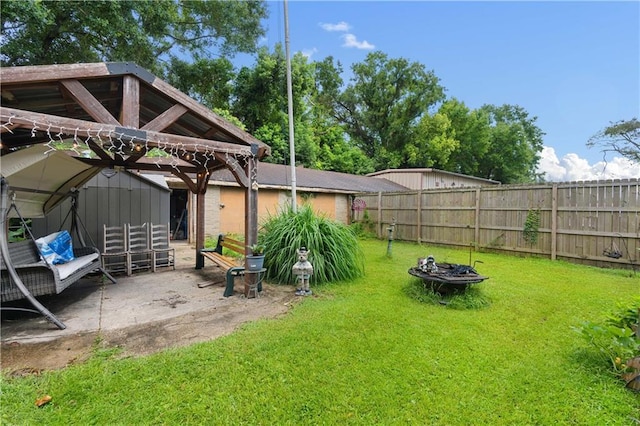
[245,1,639,182]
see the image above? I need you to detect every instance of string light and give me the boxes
[1,114,14,133]
[0,116,255,177]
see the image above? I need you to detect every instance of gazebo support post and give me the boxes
[244,146,259,296]
[195,172,208,270]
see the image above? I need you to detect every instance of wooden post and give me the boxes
[474,187,481,250]
[121,75,140,128]
[417,190,422,244]
[551,183,558,260]
[377,191,382,238]
[244,145,259,297]
[194,173,207,269]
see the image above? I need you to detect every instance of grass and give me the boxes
[2,239,639,424]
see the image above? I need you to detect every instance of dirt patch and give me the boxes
[1,284,297,375]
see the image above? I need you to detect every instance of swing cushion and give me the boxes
[1,239,102,302]
[55,252,99,280]
[35,231,75,265]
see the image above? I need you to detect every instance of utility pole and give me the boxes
[284,0,297,212]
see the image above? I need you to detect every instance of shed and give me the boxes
[30,169,171,252]
[367,168,500,190]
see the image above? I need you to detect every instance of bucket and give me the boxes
[246,255,265,271]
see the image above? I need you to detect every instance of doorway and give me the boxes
[170,189,188,240]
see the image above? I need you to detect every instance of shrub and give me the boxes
[260,204,364,285]
[574,298,640,374]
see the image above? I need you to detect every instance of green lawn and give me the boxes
[2,239,639,424]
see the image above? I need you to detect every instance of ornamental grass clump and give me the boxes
[261,204,364,285]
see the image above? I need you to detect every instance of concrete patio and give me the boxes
[1,242,295,371]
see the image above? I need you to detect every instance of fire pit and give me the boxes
[408,255,488,294]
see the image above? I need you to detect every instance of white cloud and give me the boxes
[537,146,640,182]
[320,21,351,32]
[301,47,318,59]
[341,34,375,50]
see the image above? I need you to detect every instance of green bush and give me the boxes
[350,210,377,238]
[574,298,640,373]
[261,204,364,285]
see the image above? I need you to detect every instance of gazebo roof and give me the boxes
[1,62,265,291]
[0,62,269,181]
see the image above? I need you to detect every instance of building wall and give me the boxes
[305,193,337,220]
[180,181,351,241]
[372,170,497,190]
[31,170,170,252]
[422,172,491,189]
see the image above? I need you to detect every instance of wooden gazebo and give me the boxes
[0,62,270,282]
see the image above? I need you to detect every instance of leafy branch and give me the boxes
[523,208,540,245]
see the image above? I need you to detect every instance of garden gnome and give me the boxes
[292,247,313,296]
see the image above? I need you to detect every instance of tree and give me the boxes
[330,52,446,170]
[167,58,236,110]
[438,99,491,176]
[411,112,459,168]
[232,46,288,135]
[232,46,326,168]
[475,104,544,183]
[587,118,640,163]
[1,0,267,77]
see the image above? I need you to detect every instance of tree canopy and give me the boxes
[587,118,640,164]
[1,0,267,76]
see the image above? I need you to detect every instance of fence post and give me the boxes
[417,190,422,244]
[377,191,382,239]
[474,187,481,250]
[551,183,558,260]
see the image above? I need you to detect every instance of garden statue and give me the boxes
[418,255,438,273]
[292,246,313,296]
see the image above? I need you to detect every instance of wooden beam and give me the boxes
[149,73,269,154]
[214,152,249,188]
[172,170,198,193]
[141,104,188,132]
[0,63,112,84]
[60,80,120,125]
[121,75,139,128]
[1,107,254,156]
[76,157,201,174]
[0,62,271,158]
[86,139,113,162]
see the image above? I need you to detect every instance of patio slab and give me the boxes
[1,242,296,371]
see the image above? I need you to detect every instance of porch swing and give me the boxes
[1,146,116,329]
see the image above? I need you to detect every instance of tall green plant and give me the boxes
[523,208,540,245]
[261,204,364,285]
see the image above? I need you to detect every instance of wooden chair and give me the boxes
[126,223,152,276]
[101,224,128,275]
[150,223,175,272]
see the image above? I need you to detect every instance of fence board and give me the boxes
[355,179,639,269]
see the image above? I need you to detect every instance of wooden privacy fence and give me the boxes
[353,179,640,269]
